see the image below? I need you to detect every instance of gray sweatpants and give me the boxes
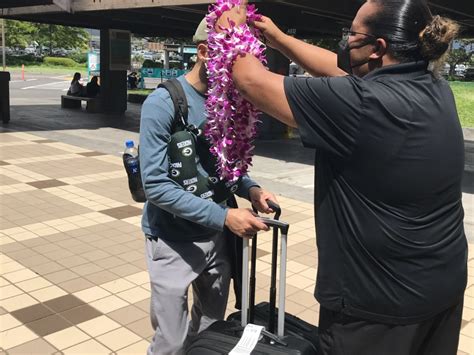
[145,232,231,355]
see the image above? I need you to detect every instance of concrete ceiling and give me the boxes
[0,0,473,38]
[0,0,54,8]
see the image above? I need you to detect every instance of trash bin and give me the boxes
[0,71,10,124]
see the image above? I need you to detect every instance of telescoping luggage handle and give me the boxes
[248,201,281,328]
[241,200,289,338]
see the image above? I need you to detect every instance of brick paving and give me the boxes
[0,128,472,354]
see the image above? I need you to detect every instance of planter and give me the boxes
[127,93,148,104]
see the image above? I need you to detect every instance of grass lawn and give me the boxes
[450,81,474,128]
[128,89,154,96]
[7,65,87,76]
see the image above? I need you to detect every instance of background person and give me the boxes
[128,71,138,89]
[67,72,85,96]
[86,76,100,97]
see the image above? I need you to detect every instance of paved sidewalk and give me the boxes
[1,103,473,354]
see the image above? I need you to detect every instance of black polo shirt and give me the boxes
[284,62,468,324]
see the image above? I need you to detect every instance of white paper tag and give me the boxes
[229,323,265,355]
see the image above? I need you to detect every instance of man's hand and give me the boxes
[215,0,248,31]
[249,187,278,214]
[225,208,269,238]
[253,16,287,50]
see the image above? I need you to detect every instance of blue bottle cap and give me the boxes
[125,140,134,148]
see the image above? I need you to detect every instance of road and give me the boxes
[9,73,72,106]
[8,72,163,107]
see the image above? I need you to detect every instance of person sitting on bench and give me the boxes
[67,72,86,96]
[86,76,100,98]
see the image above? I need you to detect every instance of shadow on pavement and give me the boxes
[253,138,314,165]
[3,103,473,195]
[2,104,141,134]
[4,103,317,165]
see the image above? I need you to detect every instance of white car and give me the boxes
[441,63,450,77]
[455,64,467,77]
[143,52,159,61]
[24,46,36,54]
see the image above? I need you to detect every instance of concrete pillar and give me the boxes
[258,48,290,140]
[0,71,10,123]
[100,29,127,114]
[164,50,170,70]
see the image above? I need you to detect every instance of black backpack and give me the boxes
[161,79,242,203]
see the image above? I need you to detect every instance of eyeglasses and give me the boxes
[341,27,377,41]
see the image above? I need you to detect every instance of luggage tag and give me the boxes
[229,324,264,355]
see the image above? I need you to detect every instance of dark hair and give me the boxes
[72,72,81,84]
[91,76,98,84]
[365,0,459,73]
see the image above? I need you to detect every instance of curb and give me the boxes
[127,94,148,104]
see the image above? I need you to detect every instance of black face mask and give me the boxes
[337,38,375,75]
[337,38,353,74]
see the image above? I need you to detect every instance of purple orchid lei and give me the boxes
[205,0,267,181]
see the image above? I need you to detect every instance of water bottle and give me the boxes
[123,140,146,203]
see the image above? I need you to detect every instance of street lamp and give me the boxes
[1,19,5,71]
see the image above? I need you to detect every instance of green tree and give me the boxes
[4,20,37,48]
[276,26,340,52]
[308,38,340,52]
[446,39,473,76]
[34,24,89,54]
[4,20,88,52]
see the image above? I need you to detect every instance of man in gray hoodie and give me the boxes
[139,18,276,355]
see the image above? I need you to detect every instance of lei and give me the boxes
[205,0,267,181]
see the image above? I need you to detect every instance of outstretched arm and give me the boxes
[254,16,347,78]
[213,3,345,128]
[233,53,296,128]
[213,3,295,127]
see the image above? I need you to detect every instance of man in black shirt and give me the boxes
[216,0,468,354]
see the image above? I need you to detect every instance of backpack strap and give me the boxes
[158,79,189,131]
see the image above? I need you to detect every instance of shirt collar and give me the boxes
[179,75,207,99]
[363,61,429,81]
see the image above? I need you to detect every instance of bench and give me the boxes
[61,95,100,113]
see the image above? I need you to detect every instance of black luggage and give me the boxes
[185,202,318,355]
[186,321,314,354]
[227,302,319,352]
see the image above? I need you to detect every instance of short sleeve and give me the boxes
[284,76,364,158]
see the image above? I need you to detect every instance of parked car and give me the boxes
[169,52,183,61]
[11,48,27,56]
[455,64,467,77]
[52,48,68,57]
[24,46,36,54]
[143,51,159,61]
[464,67,474,81]
[441,63,450,77]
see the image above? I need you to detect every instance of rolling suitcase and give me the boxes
[185,202,318,355]
[227,204,319,352]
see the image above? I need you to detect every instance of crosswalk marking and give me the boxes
[10,79,37,83]
[21,81,69,90]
